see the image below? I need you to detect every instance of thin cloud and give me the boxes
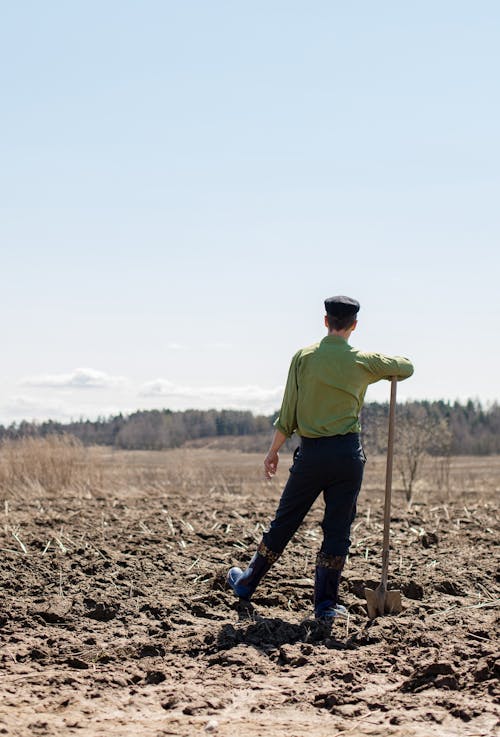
[207,341,232,349]
[21,368,128,390]
[140,379,283,412]
[1,395,71,421]
[0,396,143,424]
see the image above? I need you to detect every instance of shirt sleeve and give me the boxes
[273,351,301,437]
[359,353,414,383]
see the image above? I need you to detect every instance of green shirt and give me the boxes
[274,335,414,438]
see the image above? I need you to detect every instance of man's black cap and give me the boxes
[324,295,360,318]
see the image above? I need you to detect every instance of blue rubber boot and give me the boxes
[227,543,280,600]
[314,553,348,620]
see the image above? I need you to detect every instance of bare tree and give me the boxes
[395,404,452,501]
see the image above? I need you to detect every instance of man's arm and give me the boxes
[265,351,300,478]
[361,353,414,382]
[273,350,300,436]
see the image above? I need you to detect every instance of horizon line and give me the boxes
[1,395,498,428]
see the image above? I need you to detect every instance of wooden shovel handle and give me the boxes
[381,376,397,588]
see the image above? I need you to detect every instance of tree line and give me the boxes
[0,400,499,455]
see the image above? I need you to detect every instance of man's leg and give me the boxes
[314,453,365,617]
[227,451,323,600]
[261,466,323,556]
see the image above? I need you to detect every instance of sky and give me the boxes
[1,1,499,424]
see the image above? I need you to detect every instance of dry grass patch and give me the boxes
[0,435,97,496]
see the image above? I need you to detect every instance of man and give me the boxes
[227,296,414,620]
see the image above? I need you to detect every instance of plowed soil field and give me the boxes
[1,449,498,736]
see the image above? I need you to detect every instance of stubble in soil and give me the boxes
[0,450,499,736]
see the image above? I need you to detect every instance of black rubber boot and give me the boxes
[227,542,280,600]
[314,553,347,619]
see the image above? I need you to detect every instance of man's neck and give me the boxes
[327,329,352,340]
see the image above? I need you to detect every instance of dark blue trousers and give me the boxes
[261,433,366,558]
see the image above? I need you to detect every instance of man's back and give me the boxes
[275,335,414,438]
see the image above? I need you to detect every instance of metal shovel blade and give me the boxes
[364,584,403,619]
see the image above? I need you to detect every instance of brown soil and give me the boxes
[0,450,499,736]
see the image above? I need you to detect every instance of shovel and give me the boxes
[364,376,403,618]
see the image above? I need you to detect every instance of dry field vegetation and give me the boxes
[0,436,499,737]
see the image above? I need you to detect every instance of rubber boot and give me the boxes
[314,553,348,620]
[227,542,280,600]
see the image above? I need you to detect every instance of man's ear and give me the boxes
[351,319,358,331]
[324,315,329,328]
